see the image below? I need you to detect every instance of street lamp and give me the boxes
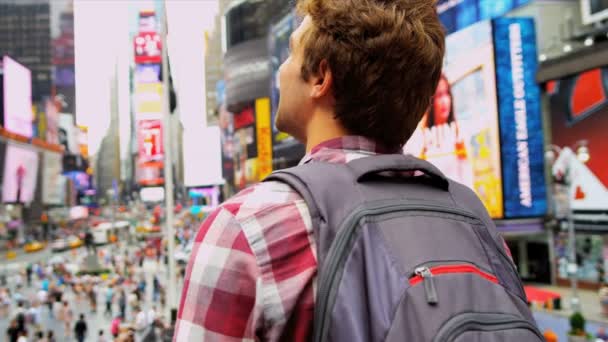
[546,140,590,313]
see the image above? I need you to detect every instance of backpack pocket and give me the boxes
[409,262,498,305]
[433,312,544,342]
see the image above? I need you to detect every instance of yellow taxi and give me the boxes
[24,241,45,253]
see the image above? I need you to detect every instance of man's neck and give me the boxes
[305,110,350,153]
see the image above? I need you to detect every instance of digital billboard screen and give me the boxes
[2,144,39,204]
[405,21,503,218]
[405,18,546,219]
[548,67,608,212]
[437,0,532,34]
[2,56,33,138]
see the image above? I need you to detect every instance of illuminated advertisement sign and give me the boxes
[135,83,163,117]
[2,56,33,138]
[255,98,272,179]
[134,32,161,64]
[493,18,546,218]
[137,120,163,163]
[2,144,39,204]
[405,19,546,219]
[548,67,608,213]
[437,0,532,34]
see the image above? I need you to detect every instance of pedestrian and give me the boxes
[60,301,73,338]
[135,307,147,332]
[13,302,26,335]
[6,319,20,342]
[104,285,114,317]
[25,264,32,287]
[111,315,122,338]
[74,313,88,342]
[98,329,107,342]
[16,330,28,342]
[118,289,127,319]
[88,284,97,313]
[146,306,156,326]
[46,330,55,342]
[35,330,45,341]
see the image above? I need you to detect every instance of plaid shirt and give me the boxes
[174,136,391,341]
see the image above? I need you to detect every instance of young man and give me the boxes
[175,0,445,340]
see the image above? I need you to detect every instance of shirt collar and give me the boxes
[300,136,396,165]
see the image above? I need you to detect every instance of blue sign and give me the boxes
[493,17,547,218]
[438,0,532,34]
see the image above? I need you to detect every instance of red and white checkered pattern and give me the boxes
[174,136,390,341]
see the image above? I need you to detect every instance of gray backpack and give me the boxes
[265,154,542,342]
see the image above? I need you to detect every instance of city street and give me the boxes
[0,242,177,341]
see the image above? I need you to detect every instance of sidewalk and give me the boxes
[529,284,608,324]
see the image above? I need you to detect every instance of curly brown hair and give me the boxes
[296,0,445,150]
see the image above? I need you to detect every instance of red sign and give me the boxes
[134,32,162,64]
[137,120,163,163]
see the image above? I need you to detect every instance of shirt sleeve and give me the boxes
[174,207,262,341]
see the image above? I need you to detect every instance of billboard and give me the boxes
[137,120,163,163]
[135,82,163,116]
[58,113,77,154]
[405,18,546,219]
[42,151,65,205]
[183,126,223,187]
[548,67,608,212]
[2,56,33,138]
[493,18,546,218]
[2,144,39,204]
[437,0,532,34]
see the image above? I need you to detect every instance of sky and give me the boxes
[74,0,219,158]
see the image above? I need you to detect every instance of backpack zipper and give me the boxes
[409,263,499,305]
[313,202,485,342]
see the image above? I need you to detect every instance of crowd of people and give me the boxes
[1,236,181,341]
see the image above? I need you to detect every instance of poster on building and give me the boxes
[2,56,33,138]
[42,151,65,205]
[548,67,608,213]
[255,98,272,180]
[51,1,75,113]
[137,120,163,163]
[135,83,163,117]
[58,113,77,154]
[2,144,39,204]
[233,106,257,190]
[493,18,546,218]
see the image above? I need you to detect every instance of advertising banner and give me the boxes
[135,64,161,84]
[493,18,547,218]
[405,18,546,219]
[405,21,503,218]
[42,151,64,205]
[135,83,163,116]
[255,98,273,180]
[58,113,78,154]
[548,67,608,213]
[137,120,163,163]
[2,56,33,138]
[137,161,164,186]
[134,31,162,64]
[2,144,39,204]
[437,0,532,34]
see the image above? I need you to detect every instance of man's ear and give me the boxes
[311,59,333,99]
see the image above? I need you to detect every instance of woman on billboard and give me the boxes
[417,75,474,188]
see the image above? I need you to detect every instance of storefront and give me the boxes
[538,40,608,288]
